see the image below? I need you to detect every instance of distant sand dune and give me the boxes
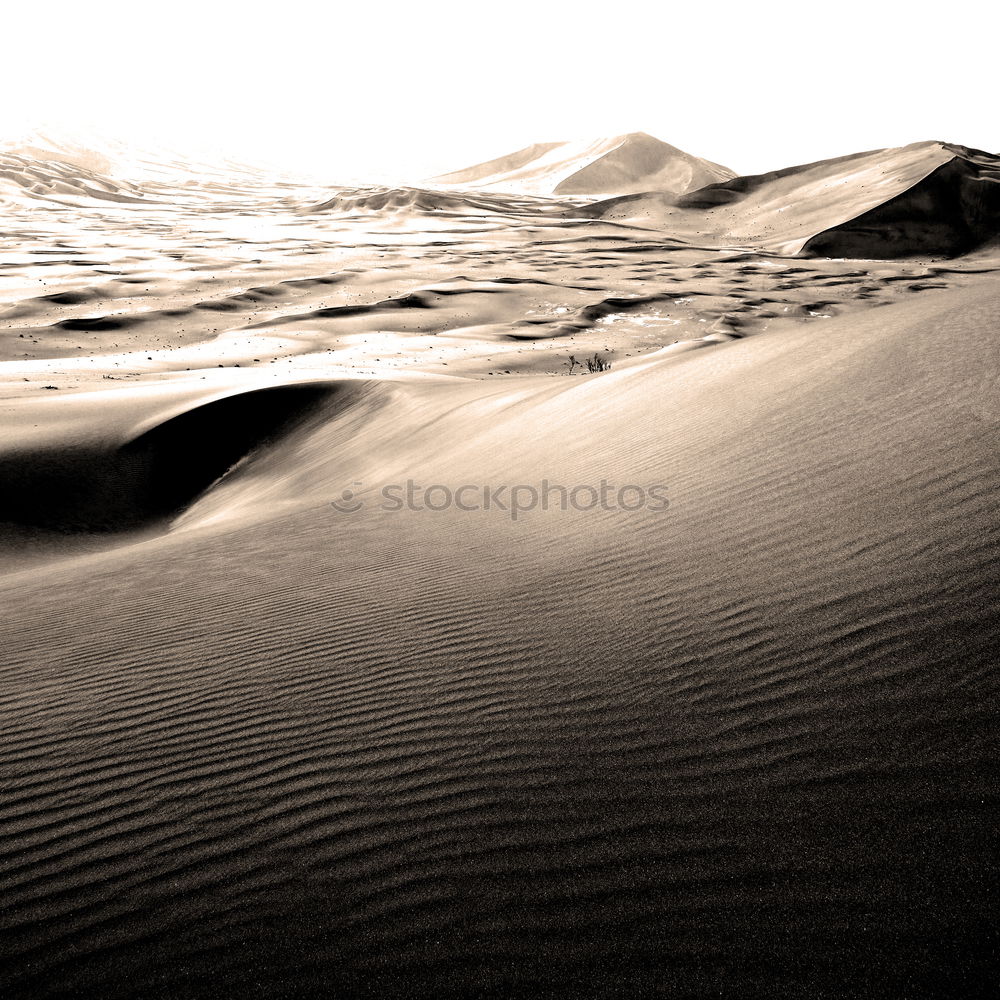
[6,132,999,261]
[3,129,277,186]
[302,185,576,218]
[580,141,1000,257]
[800,143,1000,257]
[0,151,150,207]
[433,132,735,196]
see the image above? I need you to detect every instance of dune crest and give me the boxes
[0,382,354,533]
[583,140,1000,257]
[301,184,576,218]
[0,150,150,207]
[800,142,1000,257]
[433,132,736,196]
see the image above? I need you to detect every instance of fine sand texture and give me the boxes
[2,135,999,998]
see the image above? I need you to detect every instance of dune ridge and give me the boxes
[301,185,578,218]
[3,129,281,186]
[5,130,1000,260]
[0,381,358,532]
[1,283,998,997]
[433,132,736,196]
[0,151,150,207]
[581,140,1000,257]
[801,143,1000,257]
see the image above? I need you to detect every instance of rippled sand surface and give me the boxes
[2,150,998,998]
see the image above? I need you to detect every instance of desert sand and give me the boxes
[432,132,736,196]
[1,130,998,998]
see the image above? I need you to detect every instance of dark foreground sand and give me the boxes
[1,137,998,997]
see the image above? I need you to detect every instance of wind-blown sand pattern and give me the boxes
[2,131,999,998]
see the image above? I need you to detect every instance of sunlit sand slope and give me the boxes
[1,282,998,997]
[585,141,1000,257]
[434,132,735,196]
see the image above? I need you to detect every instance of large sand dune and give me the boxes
[583,141,1000,257]
[1,132,999,997]
[433,132,736,196]
[1,281,998,997]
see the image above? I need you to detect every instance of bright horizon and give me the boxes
[4,0,996,184]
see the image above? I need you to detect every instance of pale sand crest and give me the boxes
[432,132,736,196]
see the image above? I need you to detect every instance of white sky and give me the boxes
[3,0,996,183]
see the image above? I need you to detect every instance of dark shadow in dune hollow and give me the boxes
[0,382,347,535]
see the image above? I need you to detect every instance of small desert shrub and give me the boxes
[566,353,612,374]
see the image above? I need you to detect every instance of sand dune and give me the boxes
[1,281,998,997]
[302,184,578,218]
[0,381,350,531]
[3,128,278,186]
[583,140,1000,257]
[0,131,314,217]
[799,143,1000,257]
[433,132,735,196]
[0,150,150,207]
[7,131,999,260]
[2,128,999,998]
